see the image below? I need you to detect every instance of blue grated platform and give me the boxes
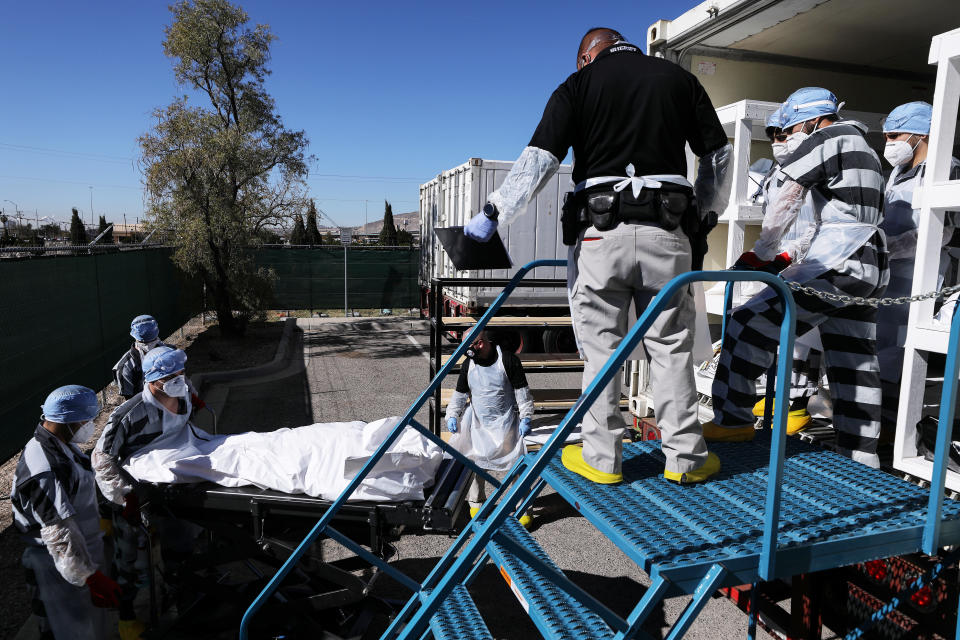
[428,584,493,640]
[486,517,614,639]
[539,433,960,591]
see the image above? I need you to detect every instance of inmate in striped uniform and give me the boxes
[12,426,107,639]
[712,121,889,467]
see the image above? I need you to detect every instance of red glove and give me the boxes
[121,492,140,524]
[733,251,791,274]
[768,252,792,273]
[86,570,121,608]
[732,251,768,270]
[191,393,206,410]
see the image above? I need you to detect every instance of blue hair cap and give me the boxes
[130,315,159,342]
[779,87,842,131]
[41,385,99,424]
[142,346,187,382]
[883,101,932,135]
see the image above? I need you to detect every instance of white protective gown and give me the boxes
[877,159,960,383]
[450,346,526,471]
[17,436,108,640]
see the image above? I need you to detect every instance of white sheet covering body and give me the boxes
[123,417,443,502]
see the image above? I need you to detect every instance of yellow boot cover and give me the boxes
[469,507,480,518]
[561,445,623,484]
[119,619,147,640]
[663,452,721,485]
[517,514,533,529]
[702,421,755,442]
[753,399,813,434]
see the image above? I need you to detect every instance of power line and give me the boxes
[0,174,143,190]
[0,142,134,165]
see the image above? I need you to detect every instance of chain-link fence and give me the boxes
[0,249,202,461]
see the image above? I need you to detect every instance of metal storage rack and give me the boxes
[427,275,629,435]
[895,27,960,491]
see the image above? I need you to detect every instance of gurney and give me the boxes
[131,453,474,638]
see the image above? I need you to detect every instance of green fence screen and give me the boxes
[0,249,201,461]
[0,247,419,460]
[258,247,420,311]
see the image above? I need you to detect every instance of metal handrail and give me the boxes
[923,300,960,554]
[389,268,797,640]
[238,258,566,639]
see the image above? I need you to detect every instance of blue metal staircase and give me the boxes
[239,259,960,640]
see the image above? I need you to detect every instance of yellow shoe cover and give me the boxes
[561,445,623,484]
[752,398,767,417]
[663,452,721,485]
[702,421,755,442]
[753,400,812,434]
[517,514,533,529]
[786,409,812,435]
[469,507,480,518]
[119,619,147,640]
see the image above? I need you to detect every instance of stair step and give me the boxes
[441,316,572,328]
[441,352,583,370]
[440,387,628,411]
[486,517,614,640]
[429,584,494,640]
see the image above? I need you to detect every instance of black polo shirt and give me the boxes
[528,43,728,186]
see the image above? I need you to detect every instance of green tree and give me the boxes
[289,214,307,245]
[378,200,397,246]
[322,230,335,245]
[397,226,415,247]
[139,0,309,337]
[70,208,87,245]
[305,199,322,245]
[96,215,114,244]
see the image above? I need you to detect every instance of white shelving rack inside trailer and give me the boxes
[894,27,960,491]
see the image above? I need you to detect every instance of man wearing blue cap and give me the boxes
[877,101,960,421]
[113,315,167,400]
[11,385,120,639]
[707,87,889,468]
[94,346,196,638]
[749,105,825,435]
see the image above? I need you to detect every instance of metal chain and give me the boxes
[782,280,960,308]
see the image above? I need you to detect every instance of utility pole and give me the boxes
[89,186,94,227]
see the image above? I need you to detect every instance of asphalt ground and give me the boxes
[291,316,764,640]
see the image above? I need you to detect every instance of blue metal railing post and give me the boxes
[393,270,797,640]
[721,281,735,343]
[922,301,960,554]
[237,259,565,639]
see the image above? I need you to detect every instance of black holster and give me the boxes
[561,191,587,246]
[680,200,717,272]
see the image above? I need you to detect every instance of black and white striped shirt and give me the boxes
[780,121,884,226]
[12,425,91,544]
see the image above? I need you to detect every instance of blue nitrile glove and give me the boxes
[446,417,459,433]
[464,211,498,242]
[519,417,532,437]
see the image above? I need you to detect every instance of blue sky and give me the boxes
[0,0,691,228]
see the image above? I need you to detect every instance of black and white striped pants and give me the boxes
[712,234,889,466]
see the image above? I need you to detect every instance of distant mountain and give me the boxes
[356,211,419,235]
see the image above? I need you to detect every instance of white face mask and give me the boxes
[70,420,95,444]
[785,131,809,155]
[884,138,919,167]
[161,375,189,398]
[136,339,160,353]
[771,142,791,164]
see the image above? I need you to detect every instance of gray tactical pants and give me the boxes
[570,223,708,475]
